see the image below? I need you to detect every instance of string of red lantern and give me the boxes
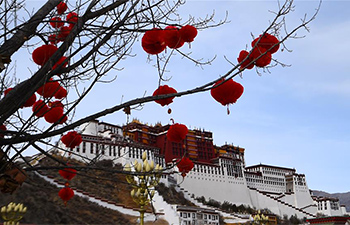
[32,2,80,205]
[27,1,76,127]
[141,25,197,55]
[237,33,279,70]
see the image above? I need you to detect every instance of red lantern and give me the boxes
[58,26,72,40]
[54,86,68,99]
[58,187,74,205]
[211,78,244,106]
[3,88,13,96]
[167,123,188,143]
[0,124,6,138]
[4,87,36,107]
[49,17,64,28]
[141,28,166,55]
[22,93,37,108]
[37,81,60,98]
[251,47,272,68]
[32,45,58,66]
[177,157,194,177]
[44,106,64,124]
[49,100,64,108]
[57,2,68,15]
[59,167,77,180]
[48,34,60,45]
[66,12,78,28]
[251,33,279,54]
[32,100,49,117]
[237,50,254,70]
[164,26,184,49]
[52,56,68,71]
[179,25,197,43]
[61,131,82,148]
[152,85,177,106]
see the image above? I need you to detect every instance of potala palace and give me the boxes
[59,119,348,222]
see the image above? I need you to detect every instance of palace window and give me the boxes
[101,145,105,155]
[82,142,86,153]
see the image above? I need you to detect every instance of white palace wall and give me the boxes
[180,170,253,206]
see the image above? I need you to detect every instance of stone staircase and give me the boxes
[248,187,316,218]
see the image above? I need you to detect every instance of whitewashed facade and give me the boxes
[58,120,348,219]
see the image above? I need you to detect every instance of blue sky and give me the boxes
[24,0,349,193]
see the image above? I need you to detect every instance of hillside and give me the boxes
[0,171,138,224]
[312,190,350,212]
[0,156,193,224]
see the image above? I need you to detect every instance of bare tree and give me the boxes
[0,0,320,193]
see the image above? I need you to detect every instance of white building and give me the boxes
[58,120,348,219]
[176,206,220,225]
[313,196,349,216]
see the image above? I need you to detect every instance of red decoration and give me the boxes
[251,47,272,68]
[37,81,60,98]
[49,100,64,108]
[141,28,166,55]
[32,45,58,66]
[211,78,244,106]
[252,33,279,54]
[164,26,184,49]
[44,106,64,123]
[152,85,177,106]
[22,93,37,108]
[48,34,60,45]
[54,86,68,99]
[3,88,13,96]
[59,167,77,180]
[58,187,74,205]
[32,100,49,117]
[237,50,254,70]
[167,123,188,143]
[177,157,194,177]
[4,88,36,107]
[52,56,68,71]
[58,26,72,40]
[61,131,82,148]
[66,12,78,28]
[57,2,68,15]
[49,17,64,28]
[180,25,197,43]
[0,124,6,138]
